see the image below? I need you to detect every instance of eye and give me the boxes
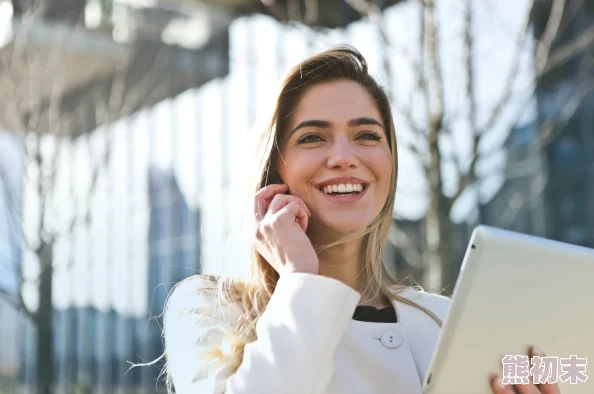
[358,131,383,141]
[297,132,323,144]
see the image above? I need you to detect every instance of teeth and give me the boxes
[322,183,365,194]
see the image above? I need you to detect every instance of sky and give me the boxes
[0,0,536,317]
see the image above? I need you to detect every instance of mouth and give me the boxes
[314,182,369,204]
[317,183,368,196]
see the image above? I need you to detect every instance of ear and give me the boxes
[272,169,284,185]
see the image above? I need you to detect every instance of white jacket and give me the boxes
[164,272,451,394]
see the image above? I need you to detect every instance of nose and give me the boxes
[326,138,359,170]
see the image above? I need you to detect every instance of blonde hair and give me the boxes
[160,45,443,393]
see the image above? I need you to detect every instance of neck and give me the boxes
[311,234,388,309]
[316,240,365,291]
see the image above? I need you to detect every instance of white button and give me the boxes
[380,331,402,349]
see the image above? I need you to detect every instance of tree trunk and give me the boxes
[423,190,456,293]
[438,202,456,294]
[423,113,456,294]
[36,242,54,394]
[421,0,454,293]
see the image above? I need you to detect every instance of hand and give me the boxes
[491,347,561,394]
[253,183,319,276]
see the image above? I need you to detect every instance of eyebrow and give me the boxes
[290,117,384,136]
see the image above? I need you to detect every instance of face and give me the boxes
[276,80,393,236]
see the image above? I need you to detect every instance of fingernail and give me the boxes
[493,376,505,391]
[533,347,544,356]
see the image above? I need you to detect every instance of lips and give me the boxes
[314,176,369,190]
[316,182,369,204]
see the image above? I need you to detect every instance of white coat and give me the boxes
[164,272,451,394]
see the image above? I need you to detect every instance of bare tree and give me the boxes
[0,2,173,393]
[369,0,594,293]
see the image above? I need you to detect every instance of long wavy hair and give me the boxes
[159,45,443,393]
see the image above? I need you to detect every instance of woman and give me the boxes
[162,46,559,394]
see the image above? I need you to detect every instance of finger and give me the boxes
[268,194,311,217]
[537,383,561,394]
[294,204,309,233]
[276,201,309,232]
[529,348,561,394]
[515,381,540,394]
[491,376,515,394]
[535,380,562,394]
[254,184,288,220]
[514,349,540,394]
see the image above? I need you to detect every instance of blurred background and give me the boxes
[0,0,592,392]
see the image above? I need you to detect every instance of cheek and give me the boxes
[372,152,394,202]
[370,149,393,181]
[286,153,318,178]
[279,156,315,193]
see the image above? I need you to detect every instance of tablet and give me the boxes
[422,225,594,393]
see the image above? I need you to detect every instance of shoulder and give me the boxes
[163,275,245,392]
[165,275,218,314]
[396,287,451,323]
[164,274,243,330]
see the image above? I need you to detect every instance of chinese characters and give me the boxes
[502,355,588,385]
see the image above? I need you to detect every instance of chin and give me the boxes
[317,215,373,236]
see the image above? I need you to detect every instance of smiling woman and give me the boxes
[276,80,393,241]
[159,46,557,394]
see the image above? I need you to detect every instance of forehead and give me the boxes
[290,80,382,126]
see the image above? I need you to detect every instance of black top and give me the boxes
[352,305,397,323]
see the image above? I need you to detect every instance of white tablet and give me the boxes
[422,225,594,394]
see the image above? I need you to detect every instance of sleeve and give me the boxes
[164,272,362,394]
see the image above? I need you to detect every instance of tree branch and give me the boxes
[392,102,425,137]
[421,0,447,210]
[477,77,593,176]
[447,0,480,205]
[541,25,594,76]
[344,0,424,76]
[441,126,464,181]
[422,0,445,126]
[478,1,533,135]
[387,223,425,269]
[451,0,581,203]
[535,0,566,75]
[495,176,548,229]
[538,82,593,146]
[0,284,34,320]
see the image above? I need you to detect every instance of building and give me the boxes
[142,167,202,390]
[17,167,201,392]
[483,0,594,247]
[535,0,594,247]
